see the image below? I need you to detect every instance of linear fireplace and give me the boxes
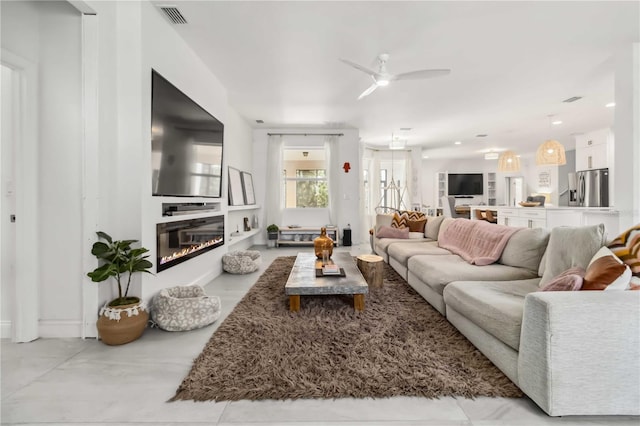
[156,215,224,272]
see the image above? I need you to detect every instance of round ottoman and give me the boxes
[222,250,261,274]
[151,285,221,332]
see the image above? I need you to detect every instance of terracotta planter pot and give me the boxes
[97,301,148,345]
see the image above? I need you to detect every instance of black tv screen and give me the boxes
[448,173,483,196]
[151,70,223,198]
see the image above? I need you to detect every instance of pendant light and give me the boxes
[536,115,566,166]
[497,150,521,172]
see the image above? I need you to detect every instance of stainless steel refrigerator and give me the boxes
[576,168,609,207]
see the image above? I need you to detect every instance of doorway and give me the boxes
[0,65,17,338]
[505,176,524,207]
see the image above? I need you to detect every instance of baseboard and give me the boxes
[39,319,84,338]
[1,320,12,338]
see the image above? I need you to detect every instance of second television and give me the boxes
[448,173,484,196]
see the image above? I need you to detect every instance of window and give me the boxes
[283,149,328,208]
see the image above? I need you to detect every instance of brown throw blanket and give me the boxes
[439,219,520,265]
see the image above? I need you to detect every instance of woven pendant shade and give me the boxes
[497,151,520,172]
[536,139,566,165]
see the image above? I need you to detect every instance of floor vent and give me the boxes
[159,6,187,24]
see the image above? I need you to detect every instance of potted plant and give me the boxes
[87,231,153,345]
[266,224,279,248]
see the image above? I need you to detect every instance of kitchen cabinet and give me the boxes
[575,128,612,171]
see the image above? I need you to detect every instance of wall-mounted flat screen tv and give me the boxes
[151,70,223,198]
[448,173,484,196]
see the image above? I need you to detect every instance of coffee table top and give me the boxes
[285,252,369,296]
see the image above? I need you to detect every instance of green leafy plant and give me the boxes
[266,224,279,232]
[87,231,153,307]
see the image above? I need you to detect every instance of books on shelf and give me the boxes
[322,264,341,275]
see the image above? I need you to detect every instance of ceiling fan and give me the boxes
[339,53,451,100]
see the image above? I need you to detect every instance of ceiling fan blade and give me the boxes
[339,58,378,78]
[357,83,378,100]
[393,69,451,81]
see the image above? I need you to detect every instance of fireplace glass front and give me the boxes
[156,215,224,272]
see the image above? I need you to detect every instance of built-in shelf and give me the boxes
[228,228,261,246]
[228,204,261,212]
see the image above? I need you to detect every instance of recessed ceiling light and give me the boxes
[552,120,563,125]
[256,119,264,124]
[454,141,462,145]
[422,154,429,159]
[605,102,616,108]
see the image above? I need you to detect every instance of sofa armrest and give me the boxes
[518,291,640,416]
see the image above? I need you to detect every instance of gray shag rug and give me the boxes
[171,256,523,402]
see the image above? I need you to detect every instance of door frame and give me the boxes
[1,49,39,342]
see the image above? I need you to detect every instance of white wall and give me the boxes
[253,128,362,244]
[1,1,84,336]
[614,43,640,229]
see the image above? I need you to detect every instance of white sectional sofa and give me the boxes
[372,214,640,416]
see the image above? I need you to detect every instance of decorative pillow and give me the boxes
[376,225,409,239]
[582,247,631,291]
[608,224,640,279]
[390,212,407,229]
[408,232,424,239]
[391,211,425,228]
[539,267,585,291]
[408,218,427,233]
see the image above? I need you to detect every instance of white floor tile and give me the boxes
[219,397,469,423]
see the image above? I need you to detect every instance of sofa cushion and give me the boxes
[387,241,449,266]
[425,215,445,240]
[374,236,426,260]
[539,224,606,287]
[375,213,393,231]
[444,279,541,351]
[407,254,539,296]
[500,227,550,273]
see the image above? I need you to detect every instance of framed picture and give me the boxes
[241,171,256,205]
[228,167,245,206]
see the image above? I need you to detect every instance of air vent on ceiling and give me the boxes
[563,96,582,103]
[159,6,187,24]
[475,134,488,138]
[399,127,412,131]
[256,120,264,124]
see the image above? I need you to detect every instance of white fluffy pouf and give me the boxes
[222,250,262,274]
[151,285,221,332]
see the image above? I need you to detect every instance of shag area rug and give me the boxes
[171,256,523,402]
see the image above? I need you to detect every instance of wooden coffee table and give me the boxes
[284,252,369,312]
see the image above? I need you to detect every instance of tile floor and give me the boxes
[2,244,638,425]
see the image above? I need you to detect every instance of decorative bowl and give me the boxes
[519,201,540,207]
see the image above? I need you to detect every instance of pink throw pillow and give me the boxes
[539,266,585,291]
[376,225,409,239]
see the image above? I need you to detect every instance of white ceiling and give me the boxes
[152,1,639,159]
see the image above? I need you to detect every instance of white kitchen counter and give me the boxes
[468,205,619,236]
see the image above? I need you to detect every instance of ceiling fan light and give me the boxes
[537,139,566,166]
[498,150,521,172]
[376,79,390,87]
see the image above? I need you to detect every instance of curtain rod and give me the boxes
[267,132,344,137]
